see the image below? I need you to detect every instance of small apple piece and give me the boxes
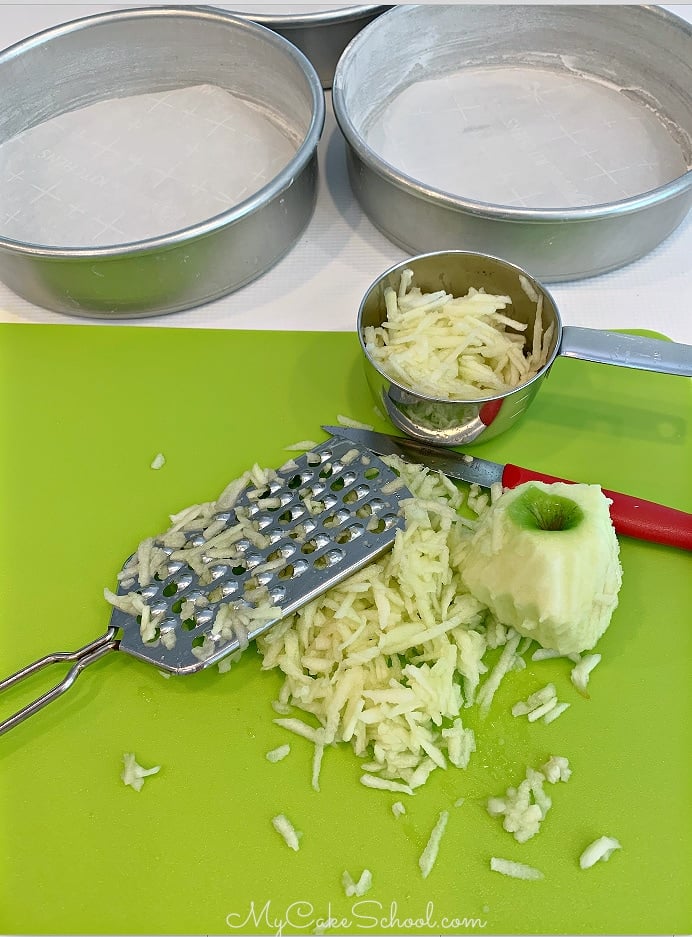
[460,482,623,655]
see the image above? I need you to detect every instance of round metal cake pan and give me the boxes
[332,4,692,282]
[222,4,389,88]
[0,6,325,318]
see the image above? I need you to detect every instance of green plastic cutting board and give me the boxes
[1,324,690,936]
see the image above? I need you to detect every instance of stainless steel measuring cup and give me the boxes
[357,250,692,446]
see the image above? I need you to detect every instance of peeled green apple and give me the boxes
[460,482,623,655]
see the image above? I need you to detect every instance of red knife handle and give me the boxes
[502,463,692,551]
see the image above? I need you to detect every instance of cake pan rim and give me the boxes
[332,3,692,224]
[0,4,326,258]
[231,4,389,28]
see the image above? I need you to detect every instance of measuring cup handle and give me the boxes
[560,326,692,377]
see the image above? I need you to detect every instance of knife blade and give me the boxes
[322,425,692,551]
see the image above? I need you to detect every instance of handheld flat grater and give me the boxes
[0,436,410,736]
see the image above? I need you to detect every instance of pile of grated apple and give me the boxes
[257,455,622,799]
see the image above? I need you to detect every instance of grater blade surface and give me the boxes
[110,437,410,674]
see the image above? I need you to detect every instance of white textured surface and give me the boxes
[366,66,689,207]
[0,3,691,346]
[0,85,297,246]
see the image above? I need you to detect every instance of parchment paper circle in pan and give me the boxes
[333,4,692,281]
[0,6,325,318]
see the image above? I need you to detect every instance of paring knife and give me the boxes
[322,426,692,551]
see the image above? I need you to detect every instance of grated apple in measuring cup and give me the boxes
[363,269,553,399]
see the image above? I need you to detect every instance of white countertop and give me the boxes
[1,3,691,344]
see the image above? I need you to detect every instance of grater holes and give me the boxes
[245,553,263,570]
[363,467,381,480]
[301,534,330,555]
[367,517,386,535]
[300,482,325,500]
[258,496,285,512]
[266,544,297,563]
[160,622,177,645]
[143,627,161,645]
[195,608,214,627]
[356,497,385,520]
[335,524,364,544]
[161,573,193,597]
[323,509,350,528]
[181,619,197,632]
[277,559,309,580]
[287,473,305,490]
[269,586,286,603]
[174,573,192,592]
[151,550,177,578]
[254,516,274,531]
[367,513,398,534]
[306,451,323,466]
[278,505,306,525]
[247,484,272,502]
[291,518,316,538]
[318,462,334,480]
[343,484,370,505]
[314,549,345,570]
[152,559,183,580]
[207,584,223,603]
[330,471,357,492]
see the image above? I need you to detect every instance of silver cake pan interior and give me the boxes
[0,6,325,318]
[332,4,692,282]
[222,4,389,88]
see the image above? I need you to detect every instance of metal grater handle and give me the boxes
[0,628,119,736]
